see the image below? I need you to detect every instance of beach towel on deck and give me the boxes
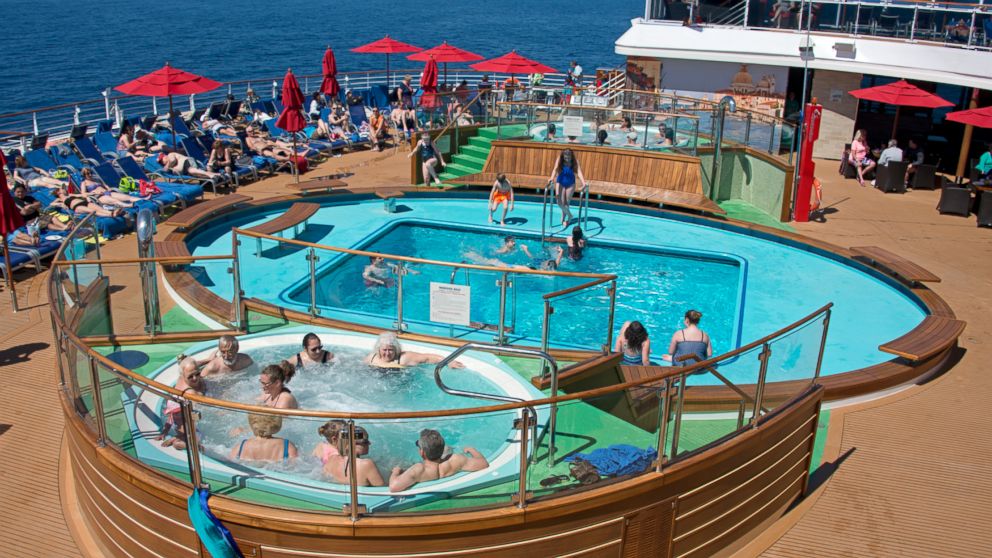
[187,488,243,558]
[564,444,655,477]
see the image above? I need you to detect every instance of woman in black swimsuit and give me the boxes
[408,132,446,186]
[292,332,335,370]
[53,186,123,217]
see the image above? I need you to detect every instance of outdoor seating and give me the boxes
[936,180,973,216]
[876,161,909,193]
[977,189,992,228]
[909,164,938,190]
[115,156,203,204]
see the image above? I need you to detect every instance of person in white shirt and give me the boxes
[569,60,583,85]
[877,139,903,167]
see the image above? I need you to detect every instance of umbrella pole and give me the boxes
[293,137,299,183]
[2,236,18,313]
[891,105,900,139]
[169,95,177,149]
[955,88,980,180]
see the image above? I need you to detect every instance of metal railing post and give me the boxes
[231,236,244,329]
[394,263,406,332]
[751,343,771,426]
[604,280,617,353]
[307,247,318,316]
[744,112,752,146]
[103,87,112,119]
[813,309,831,382]
[669,372,687,458]
[52,319,66,388]
[496,272,509,345]
[743,0,750,27]
[541,300,552,356]
[189,94,196,112]
[347,420,360,521]
[654,378,670,472]
[516,408,531,509]
[768,121,776,154]
[88,357,107,446]
[910,7,918,41]
[32,112,39,136]
[181,399,207,489]
[152,97,158,115]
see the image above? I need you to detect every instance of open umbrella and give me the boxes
[276,69,307,183]
[0,151,26,312]
[471,51,557,99]
[115,63,222,147]
[352,36,422,86]
[848,79,952,138]
[947,104,992,179]
[407,41,484,86]
[319,47,340,99]
[419,57,440,111]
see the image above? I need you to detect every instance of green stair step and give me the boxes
[468,136,494,149]
[452,154,486,169]
[461,144,491,159]
[477,128,501,140]
[444,162,480,175]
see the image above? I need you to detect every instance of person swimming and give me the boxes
[363,256,394,288]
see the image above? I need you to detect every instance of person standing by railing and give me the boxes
[549,148,587,227]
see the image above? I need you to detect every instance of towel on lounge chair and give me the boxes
[564,444,655,477]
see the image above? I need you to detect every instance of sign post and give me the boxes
[793,101,822,222]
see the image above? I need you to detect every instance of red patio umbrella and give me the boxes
[947,105,992,179]
[407,41,484,85]
[0,151,26,312]
[419,57,441,111]
[848,79,953,137]
[276,69,307,182]
[319,47,340,98]
[470,50,557,76]
[352,36,423,85]
[115,63,222,147]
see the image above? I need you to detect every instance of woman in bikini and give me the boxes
[257,361,299,409]
[51,186,124,217]
[292,332,335,370]
[614,321,651,366]
[322,424,385,487]
[79,168,145,208]
[488,173,514,225]
[313,419,347,465]
[157,152,224,181]
[245,128,298,163]
[229,414,299,463]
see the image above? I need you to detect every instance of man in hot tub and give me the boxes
[198,335,254,377]
[364,332,464,369]
[388,429,489,492]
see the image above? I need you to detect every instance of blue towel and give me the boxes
[187,488,242,558]
[565,444,655,477]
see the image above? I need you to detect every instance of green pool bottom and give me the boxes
[74,306,829,514]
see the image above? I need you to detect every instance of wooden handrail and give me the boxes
[234,228,615,279]
[431,86,487,139]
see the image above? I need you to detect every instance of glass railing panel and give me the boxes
[156,257,237,335]
[397,262,510,342]
[65,338,95,421]
[763,309,828,410]
[237,232,317,318]
[541,278,615,353]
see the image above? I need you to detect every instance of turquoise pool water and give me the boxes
[286,222,744,354]
[185,194,927,381]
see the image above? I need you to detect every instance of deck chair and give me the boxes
[223,100,242,120]
[233,131,290,175]
[261,121,324,161]
[197,135,260,184]
[370,85,392,110]
[937,179,972,216]
[115,156,201,204]
[90,162,178,215]
[94,132,122,159]
[72,137,112,165]
[49,145,89,174]
[0,246,38,279]
[876,161,909,193]
[180,137,249,188]
[348,105,374,148]
[142,155,221,196]
[95,119,114,133]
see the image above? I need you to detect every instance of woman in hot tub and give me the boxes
[364,332,464,369]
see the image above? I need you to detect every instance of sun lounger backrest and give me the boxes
[115,156,149,181]
[93,162,123,188]
[349,104,369,127]
[95,119,114,133]
[171,116,194,137]
[180,137,207,162]
[208,102,224,120]
[72,138,105,162]
[94,132,119,155]
[24,148,57,171]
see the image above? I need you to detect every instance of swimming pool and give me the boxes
[184,194,928,381]
[127,329,545,511]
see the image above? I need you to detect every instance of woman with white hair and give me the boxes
[363,332,464,368]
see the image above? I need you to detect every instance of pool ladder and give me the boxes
[434,343,559,469]
[540,180,590,249]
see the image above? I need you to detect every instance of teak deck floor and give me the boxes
[0,148,990,557]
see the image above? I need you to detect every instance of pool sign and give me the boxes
[563,116,584,138]
[429,282,471,326]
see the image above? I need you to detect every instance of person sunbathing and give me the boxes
[50,186,124,218]
[327,100,351,132]
[199,112,238,137]
[79,168,146,208]
[245,127,309,162]
[157,152,224,181]
[12,155,68,189]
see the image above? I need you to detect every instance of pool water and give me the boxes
[288,222,744,355]
[191,340,522,477]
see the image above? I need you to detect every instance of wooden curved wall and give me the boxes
[63,384,822,557]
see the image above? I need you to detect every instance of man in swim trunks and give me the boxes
[198,335,254,377]
[488,173,515,225]
[363,332,463,368]
[363,256,395,287]
[388,429,489,492]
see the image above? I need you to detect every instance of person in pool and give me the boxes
[159,357,207,450]
[363,255,395,288]
[313,419,347,465]
[488,173,515,225]
[663,310,713,366]
[364,332,464,369]
[323,424,385,487]
[614,321,651,366]
[257,361,299,409]
[229,414,298,463]
[198,335,254,377]
[545,122,557,142]
[467,244,564,271]
[388,429,489,492]
[566,226,585,260]
[291,332,335,370]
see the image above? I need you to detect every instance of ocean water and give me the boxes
[0,0,641,114]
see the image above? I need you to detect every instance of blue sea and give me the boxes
[0,0,641,114]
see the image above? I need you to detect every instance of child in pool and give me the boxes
[363,256,394,287]
[488,173,514,225]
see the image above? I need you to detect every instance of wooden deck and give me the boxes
[0,149,990,556]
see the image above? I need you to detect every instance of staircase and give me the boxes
[438,125,531,184]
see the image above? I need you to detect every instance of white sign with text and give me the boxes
[562,116,584,137]
[429,282,471,326]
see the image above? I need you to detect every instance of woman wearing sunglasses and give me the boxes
[292,332,335,371]
[323,425,385,487]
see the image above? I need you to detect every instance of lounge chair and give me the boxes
[23,148,80,184]
[72,137,112,164]
[142,155,222,196]
[195,135,262,184]
[0,246,38,280]
[115,156,202,204]
[94,132,122,160]
[90,162,180,214]
[179,137,250,188]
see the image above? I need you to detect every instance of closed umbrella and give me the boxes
[419,57,440,111]
[407,41,484,86]
[319,47,340,99]
[276,69,307,182]
[115,63,222,147]
[352,36,423,86]
[0,151,26,312]
[848,79,952,138]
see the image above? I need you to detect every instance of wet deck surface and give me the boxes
[1,148,989,556]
